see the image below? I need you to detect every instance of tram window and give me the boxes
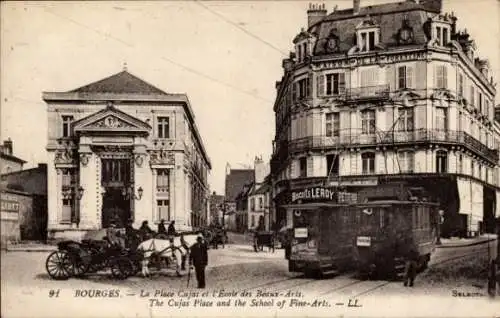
[342,209,349,225]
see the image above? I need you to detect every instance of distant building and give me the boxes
[225,167,254,232]
[209,191,225,224]
[42,68,211,240]
[0,138,27,174]
[1,164,48,241]
[247,156,272,230]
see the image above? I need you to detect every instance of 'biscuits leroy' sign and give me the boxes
[291,187,336,203]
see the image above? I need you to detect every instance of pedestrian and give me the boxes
[158,219,167,235]
[403,247,419,287]
[167,220,177,236]
[189,234,208,288]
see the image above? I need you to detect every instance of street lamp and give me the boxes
[122,185,143,200]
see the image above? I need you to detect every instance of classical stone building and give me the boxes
[271,0,499,237]
[43,69,211,239]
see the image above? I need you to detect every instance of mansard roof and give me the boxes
[311,1,438,56]
[69,70,168,95]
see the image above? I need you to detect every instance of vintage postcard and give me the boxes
[1,0,499,317]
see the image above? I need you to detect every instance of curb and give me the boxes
[436,238,497,249]
[5,247,57,252]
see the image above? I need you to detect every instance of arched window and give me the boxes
[436,150,447,173]
[361,152,375,175]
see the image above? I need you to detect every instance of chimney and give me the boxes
[3,138,13,155]
[307,3,327,28]
[353,0,361,15]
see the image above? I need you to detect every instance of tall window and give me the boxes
[436,150,447,173]
[435,65,448,89]
[62,115,74,138]
[258,197,263,210]
[295,78,310,100]
[158,117,170,138]
[397,66,414,89]
[398,151,414,173]
[326,154,339,176]
[251,215,255,227]
[435,107,447,130]
[325,73,346,95]
[250,198,255,211]
[156,169,170,192]
[398,108,414,131]
[361,152,375,175]
[299,157,307,177]
[361,110,376,134]
[157,199,170,221]
[101,159,130,184]
[326,112,340,137]
[458,73,464,98]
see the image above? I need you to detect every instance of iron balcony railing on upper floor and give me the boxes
[287,129,499,164]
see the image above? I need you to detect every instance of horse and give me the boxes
[136,233,201,277]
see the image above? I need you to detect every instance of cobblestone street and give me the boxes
[2,241,499,318]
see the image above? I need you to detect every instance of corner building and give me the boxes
[43,70,211,240]
[271,0,500,237]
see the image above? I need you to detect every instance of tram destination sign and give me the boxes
[291,187,335,203]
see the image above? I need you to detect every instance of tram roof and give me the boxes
[282,200,439,210]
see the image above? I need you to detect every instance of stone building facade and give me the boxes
[271,0,499,237]
[43,69,211,239]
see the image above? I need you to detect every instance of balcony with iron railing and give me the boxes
[288,129,499,164]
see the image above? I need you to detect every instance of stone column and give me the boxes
[78,144,99,229]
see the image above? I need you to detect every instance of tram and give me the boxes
[284,183,440,278]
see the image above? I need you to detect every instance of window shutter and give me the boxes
[398,66,406,89]
[308,73,313,97]
[317,74,325,97]
[407,66,414,89]
[339,73,346,94]
[442,66,448,89]
[386,66,396,91]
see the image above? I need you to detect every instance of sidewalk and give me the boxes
[3,242,56,252]
[437,234,497,248]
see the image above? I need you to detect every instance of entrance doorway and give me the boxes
[101,158,132,228]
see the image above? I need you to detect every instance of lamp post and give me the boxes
[121,184,143,200]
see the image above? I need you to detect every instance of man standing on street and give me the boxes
[189,234,208,288]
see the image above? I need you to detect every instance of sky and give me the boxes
[1,0,499,195]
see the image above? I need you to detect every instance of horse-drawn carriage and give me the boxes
[252,230,275,253]
[45,233,141,280]
[201,226,228,249]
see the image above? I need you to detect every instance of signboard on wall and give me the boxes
[291,187,336,203]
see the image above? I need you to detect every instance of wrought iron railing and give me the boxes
[288,129,499,163]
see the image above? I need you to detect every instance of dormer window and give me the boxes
[296,41,309,63]
[356,18,380,52]
[434,24,450,46]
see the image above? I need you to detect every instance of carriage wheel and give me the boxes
[71,255,90,277]
[110,258,134,280]
[45,250,74,280]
